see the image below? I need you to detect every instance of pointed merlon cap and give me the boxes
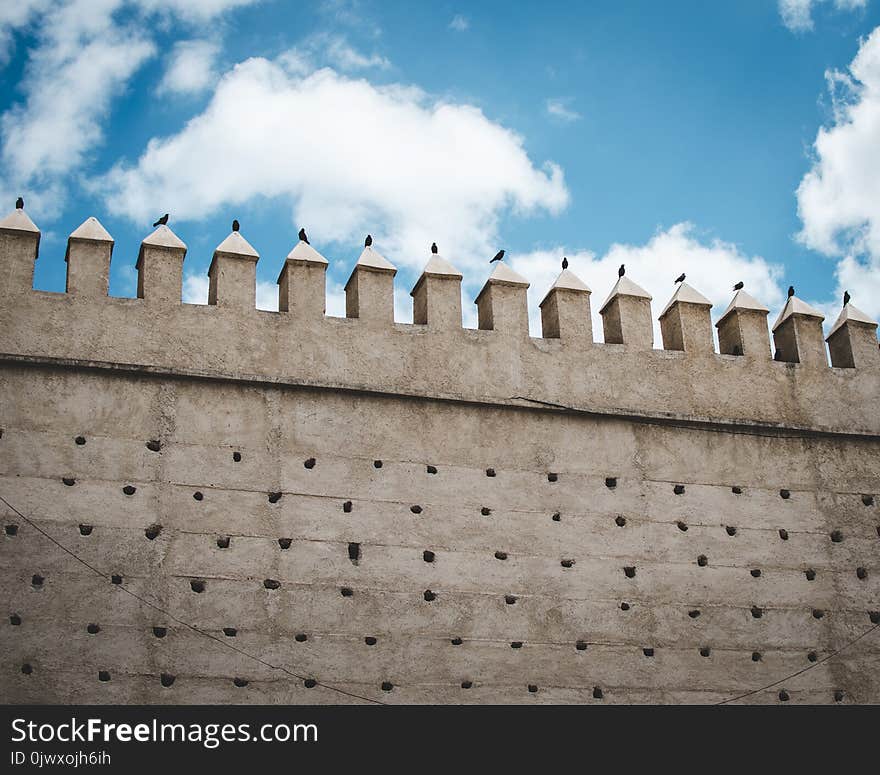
[772,295,824,332]
[354,245,397,274]
[475,261,529,303]
[214,230,259,260]
[0,207,40,235]
[487,261,529,286]
[599,275,651,314]
[422,253,463,278]
[287,240,328,265]
[142,224,187,251]
[716,289,769,325]
[539,268,591,307]
[659,281,712,318]
[136,224,187,269]
[410,252,463,296]
[0,207,40,254]
[827,303,878,339]
[65,216,113,262]
[276,239,329,283]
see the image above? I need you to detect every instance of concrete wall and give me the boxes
[1,214,878,704]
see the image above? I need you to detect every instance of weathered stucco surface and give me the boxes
[1,215,878,704]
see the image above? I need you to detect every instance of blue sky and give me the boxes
[2,0,879,337]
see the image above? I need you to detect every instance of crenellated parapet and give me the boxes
[0,208,878,435]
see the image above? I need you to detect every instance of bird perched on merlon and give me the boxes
[232,219,240,232]
[787,285,795,298]
[152,213,168,227]
[490,249,505,263]
[618,264,625,277]
[431,242,438,254]
[674,273,686,284]
[298,227,309,244]
[365,234,372,247]
[733,281,744,291]
[15,196,24,210]
[562,257,569,270]
[843,290,851,306]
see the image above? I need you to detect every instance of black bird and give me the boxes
[365,234,372,247]
[787,285,795,298]
[15,196,24,210]
[843,290,851,306]
[490,249,505,263]
[618,264,625,278]
[562,257,569,270]
[152,213,168,227]
[298,227,309,244]
[733,281,744,291]
[431,242,438,254]
[674,273,686,284]
[232,219,240,232]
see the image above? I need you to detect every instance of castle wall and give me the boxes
[1,215,878,704]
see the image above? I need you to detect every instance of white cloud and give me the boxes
[1,0,156,182]
[449,15,469,32]
[280,33,390,74]
[157,39,220,96]
[182,272,209,304]
[796,26,880,319]
[256,279,278,311]
[325,279,347,318]
[778,0,867,33]
[97,56,569,273]
[0,0,258,217]
[545,97,581,123]
[136,0,260,21]
[0,0,52,65]
[509,223,785,341]
[321,34,389,71]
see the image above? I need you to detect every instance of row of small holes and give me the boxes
[49,518,869,559]
[53,479,878,521]
[65,436,880,508]
[10,614,875,690]
[45,667,846,699]
[23,557,880,618]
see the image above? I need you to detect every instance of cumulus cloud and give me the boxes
[796,26,880,318]
[449,15,469,32]
[97,56,569,272]
[157,38,220,96]
[545,97,581,123]
[778,0,867,33]
[509,223,785,341]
